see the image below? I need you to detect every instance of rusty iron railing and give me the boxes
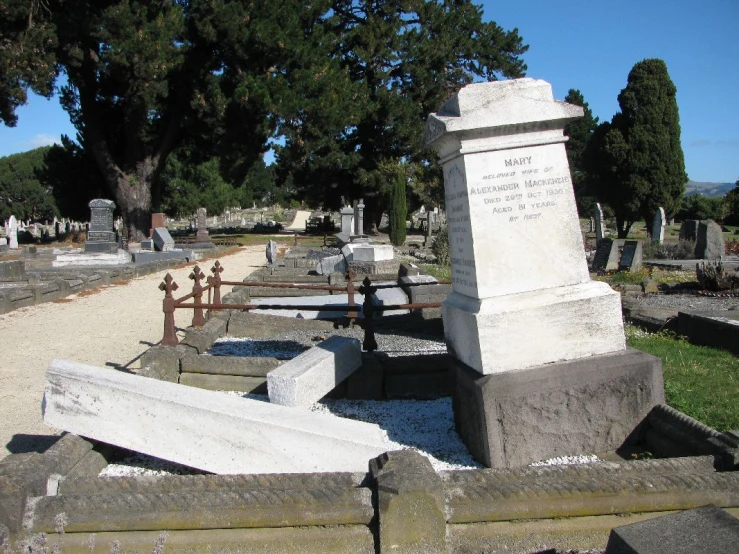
[160,261,446,349]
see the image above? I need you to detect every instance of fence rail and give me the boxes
[159,260,445,350]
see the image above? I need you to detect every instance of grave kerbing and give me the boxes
[425,78,663,468]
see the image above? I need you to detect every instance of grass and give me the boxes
[626,325,739,431]
[417,262,451,281]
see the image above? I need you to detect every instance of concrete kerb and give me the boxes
[3,438,739,552]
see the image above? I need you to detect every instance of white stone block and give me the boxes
[52,250,132,267]
[442,281,625,374]
[43,359,387,474]
[268,336,362,408]
[350,245,394,262]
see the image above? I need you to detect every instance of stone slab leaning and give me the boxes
[42,359,388,474]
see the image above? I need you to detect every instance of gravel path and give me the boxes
[0,245,267,459]
[632,292,739,312]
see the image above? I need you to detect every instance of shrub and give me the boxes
[696,261,739,292]
[431,225,450,266]
[643,239,695,260]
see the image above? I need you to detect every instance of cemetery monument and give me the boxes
[425,78,663,468]
[85,199,118,253]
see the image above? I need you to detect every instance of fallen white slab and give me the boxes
[43,359,388,474]
[268,336,362,408]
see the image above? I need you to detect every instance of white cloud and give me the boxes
[28,133,61,148]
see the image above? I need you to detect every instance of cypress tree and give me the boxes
[388,173,407,247]
[616,58,687,230]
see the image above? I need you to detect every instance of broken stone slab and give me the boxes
[268,336,362,408]
[605,504,739,554]
[43,359,388,473]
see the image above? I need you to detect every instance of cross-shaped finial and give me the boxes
[189,265,205,287]
[211,260,223,277]
[159,273,179,296]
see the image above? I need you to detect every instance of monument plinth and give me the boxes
[426,79,663,467]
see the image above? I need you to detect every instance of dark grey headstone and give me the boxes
[605,504,739,554]
[153,227,175,252]
[85,199,117,253]
[593,238,615,270]
[695,220,724,260]
[266,240,277,265]
[679,219,699,242]
[618,240,643,272]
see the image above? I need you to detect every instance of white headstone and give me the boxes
[425,79,624,374]
[7,215,18,249]
[594,203,605,241]
[652,207,666,244]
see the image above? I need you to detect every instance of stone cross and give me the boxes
[652,207,666,244]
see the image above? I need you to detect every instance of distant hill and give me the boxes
[685,180,735,197]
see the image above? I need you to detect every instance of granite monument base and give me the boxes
[452,348,664,468]
[84,241,118,254]
[443,280,625,374]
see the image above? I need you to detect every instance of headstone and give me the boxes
[43,359,388,474]
[425,212,433,246]
[152,227,175,252]
[679,219,699,242]
[594,203,605,241]
[618,240,643,272]
[589,217,594,233]
[150,213,167,237]
[7,215,18,250]
[425,79,661,468]
[605,504,739,554]
[354,199,365,236]
[652,207,666,244]
[84,199,118,253]
[340,206,354,235]
[196,207,210,243]
[593,238,617,270]
[266,240,277,265]
[695,220,724,260]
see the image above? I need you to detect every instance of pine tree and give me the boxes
[563,89,598,215]
[388,173,407,247]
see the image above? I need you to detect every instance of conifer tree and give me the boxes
[388,173,407,247]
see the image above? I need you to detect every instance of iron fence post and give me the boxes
[358,276,378,351]
[189,265,206,327]
[159,273,179,346]
[346,269,357,325]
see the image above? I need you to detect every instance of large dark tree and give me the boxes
[0,1,300,240]
[588,59,686,237]
[275,0,527,231]
[563,89,598,216]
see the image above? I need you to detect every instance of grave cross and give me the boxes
[358,276,378,352]
[159,274,179,346]
[208,260,224,307]
[189,265,206,327]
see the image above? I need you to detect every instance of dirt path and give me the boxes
[0,245,268,459]
[285,210,312,231]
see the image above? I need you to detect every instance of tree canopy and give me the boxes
[2,1,527,237]
[563,89,598,216]
[586,59,686,237]
[0,146,58,221]
[274,0,527,231]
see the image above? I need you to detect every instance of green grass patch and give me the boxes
[626,325,739,431]
[417,263,451,281]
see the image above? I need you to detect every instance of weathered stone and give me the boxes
[180,355,280,376]
[678,310,739,356]
[152,227,175,252]
[371,450,448,553]
[179,373,267,393]
[0,260,25,282]
[605,504,739,554]
[679,219,700,241]
[43,359,388,473]
[453,348,664,468]
[138,345,185,382]
[268,336,362,408]
[28,484,374,533]
[695,220,725,259]
[227,311,334,338]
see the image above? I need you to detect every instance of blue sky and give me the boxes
[0,0,736,184]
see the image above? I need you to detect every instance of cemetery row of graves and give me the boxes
[1,79,738,553]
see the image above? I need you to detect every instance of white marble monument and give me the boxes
[652,207,666,244]
[425,79,624,374]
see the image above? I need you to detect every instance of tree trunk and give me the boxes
[114,160,158,242]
